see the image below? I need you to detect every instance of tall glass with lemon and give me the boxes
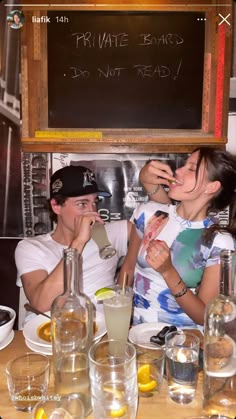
[95,285,133,355]
[89,339,138,419]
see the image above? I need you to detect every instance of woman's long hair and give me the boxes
[194,147,236,239]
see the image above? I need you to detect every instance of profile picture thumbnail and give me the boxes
[7,10,25,29]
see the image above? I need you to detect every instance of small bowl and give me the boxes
[0,305,16,343]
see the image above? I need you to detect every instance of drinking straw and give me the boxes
[122,272,127,295]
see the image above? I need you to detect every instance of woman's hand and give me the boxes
[146,239,172,274]
[140,160,176,188]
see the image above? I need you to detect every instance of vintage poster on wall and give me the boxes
[20,151,229,237]
[21,153,52,237]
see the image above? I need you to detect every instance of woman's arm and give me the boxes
[139,160,175,204]
[118,224,142,287]
[146,239,219,325]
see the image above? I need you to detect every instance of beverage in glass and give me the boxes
[54,351,90,415]
[203,250,236,417]
[165,331,200,404]
[6,353,50,412]
[103,285,133,355]
[51,248,93,416]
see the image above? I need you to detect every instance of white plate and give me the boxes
[25,338,52,355]
[0,330,14,350]
[129,322,174,348]
[23,314,52,348]
[23,311,106,348]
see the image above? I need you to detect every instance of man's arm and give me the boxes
[21,264,64,312]
[19,213,101,312]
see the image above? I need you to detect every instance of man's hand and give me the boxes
[71,212,104,251]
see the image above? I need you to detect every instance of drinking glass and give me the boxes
[88,339,138,419]
[136,342,165,397]
[103,285,133,355]
[91,222,116,259]
[6,353,50,412]
[165,331,200,404]
[32,393,85,419]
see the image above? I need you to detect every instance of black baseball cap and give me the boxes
[50,165,111,199]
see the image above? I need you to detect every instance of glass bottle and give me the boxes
[203,249,236,417]
[51,248,94,416]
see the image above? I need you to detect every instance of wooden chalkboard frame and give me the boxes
[21,0,233,153]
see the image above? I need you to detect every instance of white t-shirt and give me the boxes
[15,220,128,319]
[131,202,236,328]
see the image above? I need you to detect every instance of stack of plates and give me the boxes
[23,315,52,355]
[23,311,107,355]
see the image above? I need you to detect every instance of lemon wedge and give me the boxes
[109,405,128,418]
[103,386,127,417]
[138,363,151,384]
[138,380,157,392]
[137,363,157,393]
[94,287,116,301]
[35,407,48,419]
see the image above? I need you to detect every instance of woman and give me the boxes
[119,147,236,328]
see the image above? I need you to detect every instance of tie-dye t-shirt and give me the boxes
[131,202,235,328]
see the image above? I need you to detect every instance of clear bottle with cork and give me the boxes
[51,247,94,416]
[203,249,236,417]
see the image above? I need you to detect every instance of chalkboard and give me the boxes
[47,11,205,130]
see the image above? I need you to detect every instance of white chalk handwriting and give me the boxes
[71,32,184,49]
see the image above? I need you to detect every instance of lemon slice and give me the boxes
[138,363,151,384]
[94,287,116,301]
[103,386,127,417]
[137,363,157,393]
[138,380,157,392]
[35,407,48,419]
[109,405,128,418]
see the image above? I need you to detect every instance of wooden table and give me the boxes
[0,331,204,418]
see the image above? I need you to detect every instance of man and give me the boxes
[15,165,130,323]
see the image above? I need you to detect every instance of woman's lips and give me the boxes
[169,179,182,185]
